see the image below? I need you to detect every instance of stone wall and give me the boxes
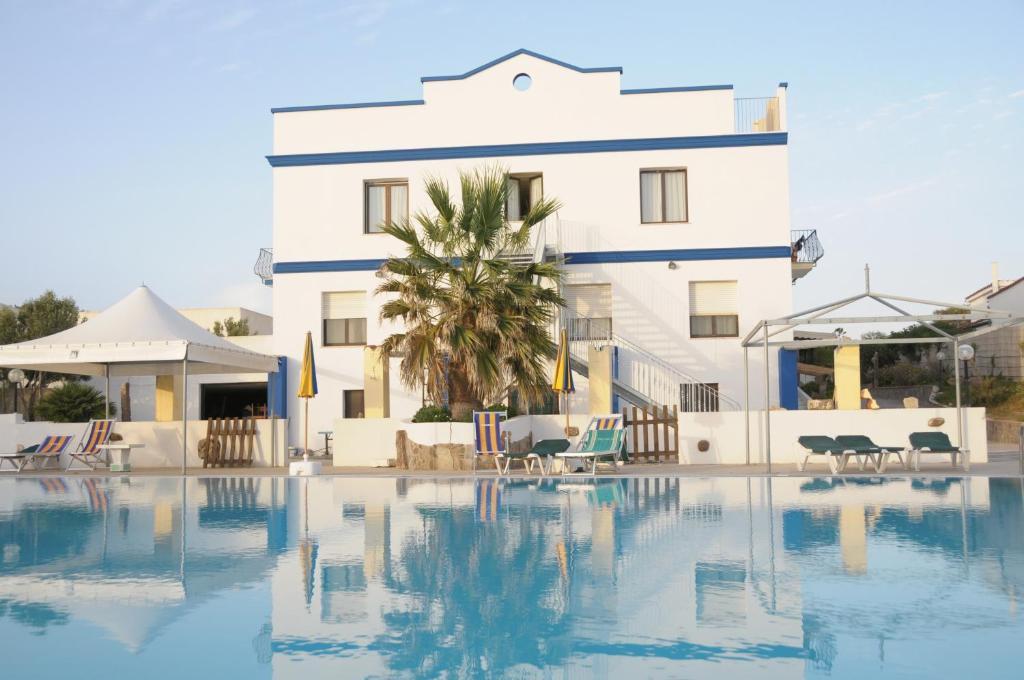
[987,418,1023,445]
[395,430,533,471]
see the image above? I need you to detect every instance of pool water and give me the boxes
[1,475,1022,679]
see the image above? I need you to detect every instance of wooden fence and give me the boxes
[623,405,679,464]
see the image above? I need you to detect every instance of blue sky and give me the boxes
[2,0,1022,319]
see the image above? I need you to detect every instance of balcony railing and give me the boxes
[735,97,782,133]
[790,229,824,265]
[254,248,273,285]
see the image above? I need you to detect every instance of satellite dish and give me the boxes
[7,368,25,384]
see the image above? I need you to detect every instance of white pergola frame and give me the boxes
[741,267,1024,471]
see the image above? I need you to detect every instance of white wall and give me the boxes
[0,418,288,468]
[681,406,988,465]
[273,53,745,155]
[329,408,988,468]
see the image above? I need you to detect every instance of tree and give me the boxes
[212,317,251,337]
[0,291,81,419]
[34,382,115,423]
[377,166,564,421]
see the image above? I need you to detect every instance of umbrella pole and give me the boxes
[303,397,309,462]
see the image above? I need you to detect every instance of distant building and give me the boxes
[965,263,1023,380]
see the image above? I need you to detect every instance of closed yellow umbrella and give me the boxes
[551,328,576,436]
[297,331,318,461]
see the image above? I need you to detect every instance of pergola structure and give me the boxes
[741,267,1024,470]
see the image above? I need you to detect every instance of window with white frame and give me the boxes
[506,173,543,221]
[689,281,738,338]
[365,179,408,233]
[322,291,367,346]
[640,169,687,223]
[563,283,613,341]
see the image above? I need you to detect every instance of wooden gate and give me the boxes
[623,405,679,463]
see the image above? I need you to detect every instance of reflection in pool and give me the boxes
[1,476,1022,678]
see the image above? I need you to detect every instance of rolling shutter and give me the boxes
[564,284,612,318]
[322,291,366,320]
[688,281,737,316]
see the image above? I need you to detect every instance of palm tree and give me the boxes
[376,166,563,420]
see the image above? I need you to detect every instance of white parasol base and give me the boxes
[289,460,323,476]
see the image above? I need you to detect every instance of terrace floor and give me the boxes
[6,443,1021,478]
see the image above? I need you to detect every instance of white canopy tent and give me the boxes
[0,286,279,473]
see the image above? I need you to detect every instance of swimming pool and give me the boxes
[1,475,1021,678]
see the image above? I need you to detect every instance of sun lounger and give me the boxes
[797,435,876,474]
[66,419,115,471]
[556,415,625,476]
[835,435,907,473]
[502,438,571,476]
[908,431,969,472]
[1,435,74,472]
[473,411,514,474]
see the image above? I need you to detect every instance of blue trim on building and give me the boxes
[273,259,385,274]
[778,349,798,410]
[267,356,288,418]
[271,99,425,114]
[267,132,787,167]
[420,49,622,82]
[564,246,792,264]
[620,85,733,94]
[272,246,791,275]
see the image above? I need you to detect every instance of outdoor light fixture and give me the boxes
[957,344,975,362]
[667,261,678,270]
[7,368,25,385]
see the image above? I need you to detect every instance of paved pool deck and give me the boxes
[5,443,1021,478]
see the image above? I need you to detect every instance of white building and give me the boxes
[262,50,822,446]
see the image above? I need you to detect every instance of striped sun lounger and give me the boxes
[473,411,511,474]
[67,420,115,471]
[1,435,74,472]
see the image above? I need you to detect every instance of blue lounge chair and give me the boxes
[797,435,875,474]
[908,432,969,471]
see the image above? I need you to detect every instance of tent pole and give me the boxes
[182,354,189,476]
[954,339,963,449]
[104,364,110,419]
[763,322,772,474]
[743,346,750,465]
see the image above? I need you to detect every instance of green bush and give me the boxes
[970,376,1021,408]
[873,363,941,387]
[412,405,451,423]
[35,382,116,423]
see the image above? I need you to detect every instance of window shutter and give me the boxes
[689,281,737,315]
[322,291,366,320]
[506,179,521,221]
[565,284,613,318]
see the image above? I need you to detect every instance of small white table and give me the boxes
[99,443,145,472]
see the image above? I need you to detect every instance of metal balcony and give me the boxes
[254,248,273,286]
[790,229,823,282]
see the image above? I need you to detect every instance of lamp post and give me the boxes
[7,368,25,415]
[958,344,975,406]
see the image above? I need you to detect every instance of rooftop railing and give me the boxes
[254,248,273,285]
[735,96,782,133]
[790,229,824,265]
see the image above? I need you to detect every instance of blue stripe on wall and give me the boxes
[274,259,386,274]
[563,246,792,264]
[266,132,787,167]
[620,85,733,94]
[271,99,425,114]
[271,246,791,275]
[420,49,622,82]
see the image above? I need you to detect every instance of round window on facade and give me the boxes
[512,73,532,91]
